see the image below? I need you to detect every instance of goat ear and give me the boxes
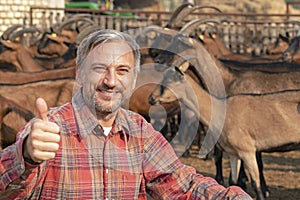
[0,40,18,50]
[177,61,189,73]
[175,61,189,76]
[178,36,194,47]
[175,66,184,75]
[47,34,64,43]
[209,32,217,39]
[197,32,204,42]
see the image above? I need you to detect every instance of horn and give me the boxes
[1,24,24,40]
[9,27,40,42]
[185,5,222,15]
[169,5,223,29]
[179,18,221,36]
[56,16,95,34]
[75,18,96,32]
[74,25,102,45]
[141,25,177,38]
[172,55,197,67]
[166,3,194,28]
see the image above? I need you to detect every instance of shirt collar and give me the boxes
[72,90,131,139]
[72,90,99,139]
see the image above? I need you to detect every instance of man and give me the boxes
[0,29,251,199]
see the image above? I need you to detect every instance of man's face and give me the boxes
[78,41,137,114]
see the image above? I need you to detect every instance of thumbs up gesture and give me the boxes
[23,98,60,163]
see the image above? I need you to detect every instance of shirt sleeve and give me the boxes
[142,124,252,200]
[0,122,42,199]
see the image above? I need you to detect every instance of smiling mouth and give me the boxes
[96,88,118,99]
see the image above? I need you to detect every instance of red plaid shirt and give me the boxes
[0,92,251,199]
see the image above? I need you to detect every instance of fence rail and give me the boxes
[29,6,300,54]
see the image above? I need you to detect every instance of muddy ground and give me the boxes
[179,145,300,200]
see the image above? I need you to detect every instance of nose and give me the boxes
[103,69,117,88]
[149,48,160,59]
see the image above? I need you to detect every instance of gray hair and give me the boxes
[76,29,141,74]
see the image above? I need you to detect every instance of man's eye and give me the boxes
[93,66,106,73]
[117,67,130,74]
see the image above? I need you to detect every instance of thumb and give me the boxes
[36,97,48,121]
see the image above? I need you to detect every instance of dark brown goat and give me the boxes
[149,67,300,200]
[0,78,74,147]
[0,95,34,151]
[0,66,75,85]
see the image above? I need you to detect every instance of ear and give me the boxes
[47,33,65,44]
[75,65,82,84]
[177,61,189,73]
[209,32,217,39]
[178,35,194,47]
[197,32,204,42]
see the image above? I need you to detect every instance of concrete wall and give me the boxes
[0,0,64,35]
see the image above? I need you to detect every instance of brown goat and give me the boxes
[0,40,49,72]
[152,24,300,97]
[0,78,74,146]
[0,66,75,85]
[0,95,34,151]
[149,67,300,200]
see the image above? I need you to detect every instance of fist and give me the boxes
[23,98,60,163]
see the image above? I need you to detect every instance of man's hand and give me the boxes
[23,98,60,163]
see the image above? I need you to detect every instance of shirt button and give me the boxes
[106,169,109,174]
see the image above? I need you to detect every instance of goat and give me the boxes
[0,78,74,147]
[152,19,300,97]
[0,39,49,72]
[0,95,34,151]
[0,66,75,85]
[265,33,290,55]
[196,30,300,73]
[150,18,300,74]
[36,32,70,57]
[149,66,300,200]
[282,35,300,63]
[122,63,184,149]
[151,21,300,196]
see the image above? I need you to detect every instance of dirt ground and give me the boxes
[179,145,300,200]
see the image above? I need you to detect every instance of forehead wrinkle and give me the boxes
[89,42,134,66]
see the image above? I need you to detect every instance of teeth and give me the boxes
[99,89,115,94]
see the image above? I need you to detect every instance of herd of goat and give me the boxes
[1,3,300,200]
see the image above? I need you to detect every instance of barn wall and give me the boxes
[0,0,64,35]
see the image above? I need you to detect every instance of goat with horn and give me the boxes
[149,58,300,200]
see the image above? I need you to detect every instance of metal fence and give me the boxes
[29,6,300,55]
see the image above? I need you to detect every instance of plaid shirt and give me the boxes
[0,91,251,200]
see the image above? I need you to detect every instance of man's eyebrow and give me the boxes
[91,62,108,67]
[91,63,133,69]
[118,64,132,68]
